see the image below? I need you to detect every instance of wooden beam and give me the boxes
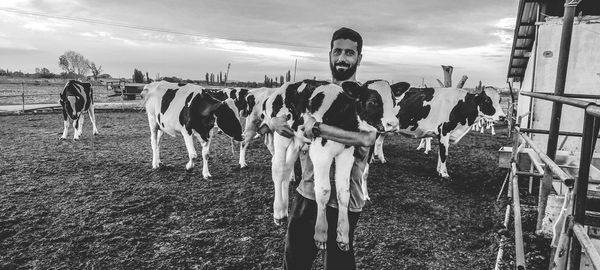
[514,46,532,50]
[512,56,529,59]
[442,65,453,87]
[456,75,468,88]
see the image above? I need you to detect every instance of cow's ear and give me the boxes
[341,81,362,99]
[391,82,411,97]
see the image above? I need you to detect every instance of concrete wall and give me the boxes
[518,16,600,153]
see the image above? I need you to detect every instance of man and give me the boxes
[272,27,374,270]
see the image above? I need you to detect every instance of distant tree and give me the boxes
[219,72,223,84]
[87,62,103,81]
[280,75,284,86]
[286,70,291,82]
[58,50,90,78]
[133,68,145,83]
[205,73,209,84]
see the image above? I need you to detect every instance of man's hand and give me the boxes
[302,115,318,139]
[270,115,294,138]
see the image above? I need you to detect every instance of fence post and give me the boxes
[21,82,25,113]
[568,113,597,269]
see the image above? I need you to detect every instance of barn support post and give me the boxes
[545,0,578,161]
[441,65,453,87]
[568,113,597,269]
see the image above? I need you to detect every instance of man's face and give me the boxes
[329,39,362,81]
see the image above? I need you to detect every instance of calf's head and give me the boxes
[60,93,81,119]
[342,80,401,132]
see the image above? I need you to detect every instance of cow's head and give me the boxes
[343,80,400,132]
[390,82,411,103]
[242,93,255,117]
[214,98,244,141]
[234,88,250,116]
[60,93,81,120]
[474,87,506,122]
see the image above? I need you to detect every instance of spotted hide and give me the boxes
[143,81,243,179]
[238,87,276,168]
[59,80,99,140]
[374,86,506,179]
[261,79,400,251]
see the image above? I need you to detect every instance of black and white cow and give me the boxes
[374,86,505,179]
[143,81,243,179]
[59,80,98,140]
[238,87,276,168]
[262,79,401,251]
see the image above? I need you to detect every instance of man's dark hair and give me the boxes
[330,27,363,54]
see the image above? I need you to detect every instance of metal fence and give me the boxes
[499,92,600,270]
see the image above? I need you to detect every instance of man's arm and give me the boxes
[269,115,377,147]
[304,116,376,147]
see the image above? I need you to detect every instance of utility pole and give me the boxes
[293,59,297,82]
[224,63,231,86]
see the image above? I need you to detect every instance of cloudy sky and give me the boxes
[0,0,518,87]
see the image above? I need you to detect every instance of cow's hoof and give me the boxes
[59,137,67,140]
[424,151,430,154]
[239,163,248,169]
[73,138,80,141]
[439,173,452,181]
[379,158,387,164]
[337,242,350,251]
[273,217,287,226]
[315,241,327,250]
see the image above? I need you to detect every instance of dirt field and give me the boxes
[0,111,545,269]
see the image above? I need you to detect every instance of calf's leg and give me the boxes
[200,138,212,179]
[334,148,354,251]
[309,140,335,249]
[272,134,292,225]
[61,109,69,140]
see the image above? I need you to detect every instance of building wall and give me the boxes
[518,16,600,153]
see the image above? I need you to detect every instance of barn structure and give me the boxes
[502,0,600,269]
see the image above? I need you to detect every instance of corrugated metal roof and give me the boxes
[507,0,600,81]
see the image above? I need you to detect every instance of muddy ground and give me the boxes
[0,111,547,269]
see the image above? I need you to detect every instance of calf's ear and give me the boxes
[391,82,411,97]
[341,81,363,99]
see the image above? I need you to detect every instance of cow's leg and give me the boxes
[334,148,354,251]
[361,163,370,201]
[61,109,69,140]
[424,137,432,154]
[279,143,301,220]
[437,134,450,179]
[88,105,99,135]
[374,134,386,163]
[265,132,274,156]
[272,134,292,225]
[200,138,212,179]
[490,122,496,135]
[181,132,197,171]
[309,140,334,249]
[149,115,162,169]
[72,117,82,140]
[416,138,426,151]
[239,126,257,168]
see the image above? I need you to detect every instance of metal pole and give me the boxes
[546,0,578,160]
[568,113,597,270]
[512,163,527,270]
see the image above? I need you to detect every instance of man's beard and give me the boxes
[330,61,357,81]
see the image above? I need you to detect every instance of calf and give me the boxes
[385,86,505,179]
[262,79,400,251]
[59,80,99,140]
[143,81,243,179]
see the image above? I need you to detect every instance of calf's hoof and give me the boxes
[337,242,350,251]
[438,173,451,181]
[239,162,248,168]
[273,217,287,226]
[315,241,327,250]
